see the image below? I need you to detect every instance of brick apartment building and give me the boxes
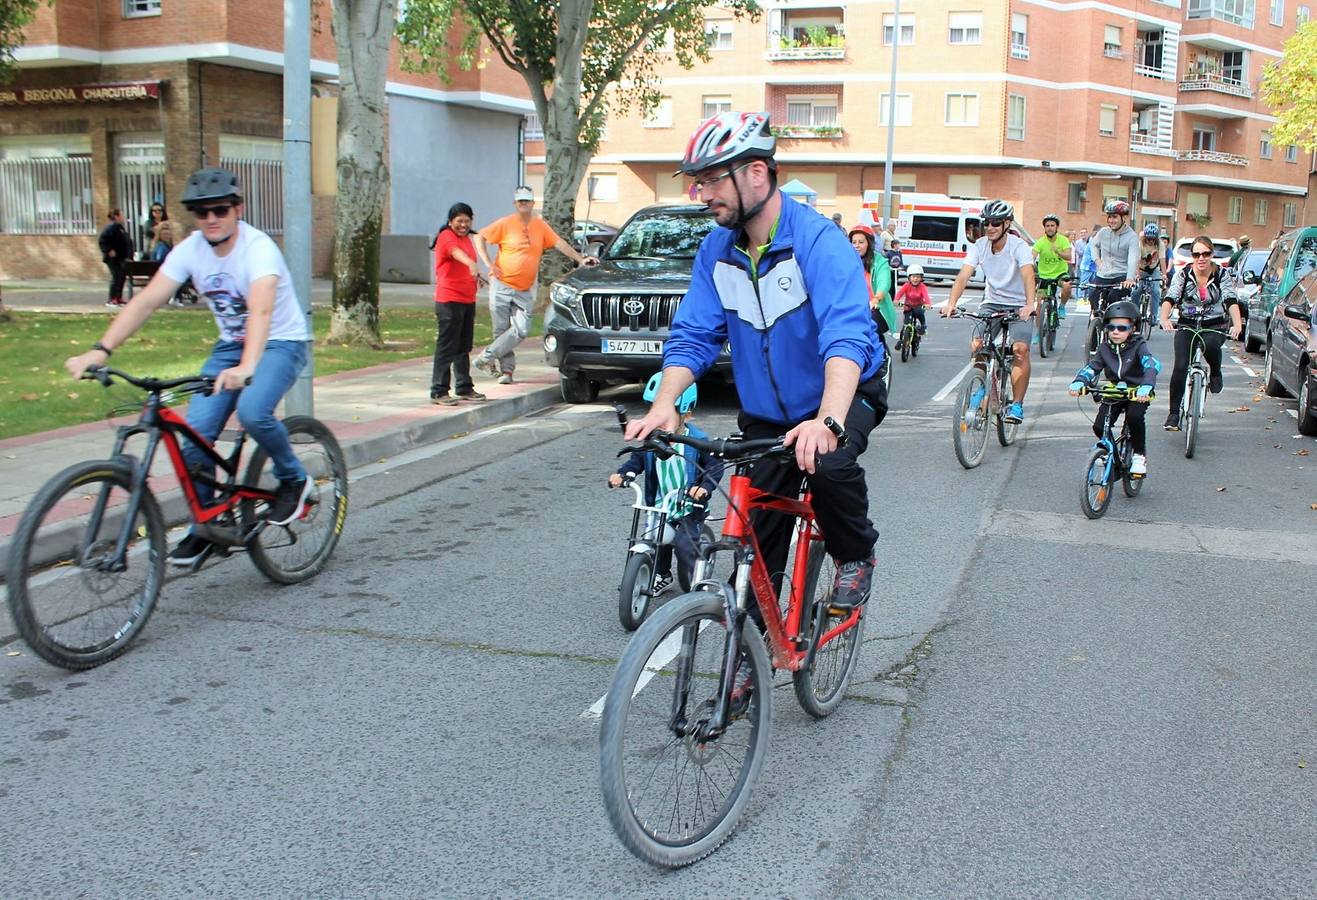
[0,0,532,280]
[532,0,1312,244]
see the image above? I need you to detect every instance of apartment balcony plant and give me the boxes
[1177,148,1249,166]
[1178,70,1253,99]
[765,25,845,60]
[770,123,844,139]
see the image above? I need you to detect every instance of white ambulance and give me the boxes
[861,191,1034,285]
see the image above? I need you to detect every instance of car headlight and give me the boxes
[549,283,584,325]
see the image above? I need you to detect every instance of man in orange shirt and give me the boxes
[472,185,597,383]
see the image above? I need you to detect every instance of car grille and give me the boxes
[580,293,683,332]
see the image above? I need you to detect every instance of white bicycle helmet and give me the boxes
[643,371,698,415]
[980,199,1014,221]
[679,112,776,176]
[906,264,925,277]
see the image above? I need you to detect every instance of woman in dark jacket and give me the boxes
[1158,234,1243,430]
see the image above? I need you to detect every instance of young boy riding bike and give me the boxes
[1067,299,1160,475]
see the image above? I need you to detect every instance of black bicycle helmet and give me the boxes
[1103,299,1141,324]
[1042,213,1061,226]
[980,198,1014,221]
[181,167,242,206]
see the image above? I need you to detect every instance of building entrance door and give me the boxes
[114,135,166,257]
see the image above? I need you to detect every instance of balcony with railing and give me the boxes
[1130,132,1176,157]
[1010,42,1029,60]
[1186,0,1255,28]
[770,123,845,139]
[765,9,846,61]
[1176,148,1249,166]
[1178,70,1252,98]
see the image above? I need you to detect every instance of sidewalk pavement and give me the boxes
[0,277,447,312]
[0,336,564,557]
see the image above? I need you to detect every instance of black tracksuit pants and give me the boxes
[738,374,887,592]
[1167,326,1226,410]
[431,302,476,397]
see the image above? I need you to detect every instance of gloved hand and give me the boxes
[1068,381,1085,396]
[1135,384,1153,402]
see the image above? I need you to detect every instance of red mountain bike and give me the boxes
[5,367,348,670]
[600,422,866,867]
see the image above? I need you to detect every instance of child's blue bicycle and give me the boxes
[615,475,715,631]
[1076,383,1149,519]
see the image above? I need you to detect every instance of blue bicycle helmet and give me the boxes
[1142,223,1159,239]
[643,371,698,415]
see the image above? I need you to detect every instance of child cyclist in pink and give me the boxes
[896,264,931,352]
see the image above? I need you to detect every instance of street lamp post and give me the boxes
[882,0,901,226]
[283,0,314,416]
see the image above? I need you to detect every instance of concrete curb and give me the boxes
[0,384,564,582]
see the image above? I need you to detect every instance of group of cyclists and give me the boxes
[57,109,1249,618]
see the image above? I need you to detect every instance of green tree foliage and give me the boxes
[0,0,47,83]
[397,0,759,285]
[1261,21,1317,151]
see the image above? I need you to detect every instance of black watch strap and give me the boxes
[92,341,113,356]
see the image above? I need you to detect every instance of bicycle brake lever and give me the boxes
[823,416,849,449]
[613,403,629,434]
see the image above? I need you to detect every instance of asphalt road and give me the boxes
[2,294,1314,897]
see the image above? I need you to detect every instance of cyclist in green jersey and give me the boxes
[1032,214,1073,318]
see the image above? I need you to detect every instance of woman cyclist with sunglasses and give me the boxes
[1158,234,1243,431]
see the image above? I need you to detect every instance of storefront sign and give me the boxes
[0,81,162,106]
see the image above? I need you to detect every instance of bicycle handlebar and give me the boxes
[947,309,1023,322]
[614,405,847,461]
[82,366,251,394]
[1075,384,1151,402]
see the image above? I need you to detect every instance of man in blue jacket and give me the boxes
[624,111,887,611]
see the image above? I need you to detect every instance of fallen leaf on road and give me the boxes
[1235,406,1250,412]
[1253,395,1263,402]
[1215,486,1228,492]
[6,650,20,657]
[1300,760,1308,768]
[1311,504,1317,510]
[1298,449,1312,456]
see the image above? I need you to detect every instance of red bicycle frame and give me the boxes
[719,470,861,672]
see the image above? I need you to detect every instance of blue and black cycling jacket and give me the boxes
[1073,336,1161,390]
[663,192,883,426]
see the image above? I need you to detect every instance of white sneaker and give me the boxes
[1130,453,1147,476]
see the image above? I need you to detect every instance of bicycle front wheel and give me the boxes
[618,551,655,631]
[600,591,773,868]
[1080,449,1113,519]
[952,370,991,469]
[996,368,1018,447]
[1121,442,1145,499]
[793,542,865,718]
[1037,302,1051,359]
[5,459,165,669]
[241,416,348,584]
[1183,374,1202,459]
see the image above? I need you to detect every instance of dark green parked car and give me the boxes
[1244,227,1317,353]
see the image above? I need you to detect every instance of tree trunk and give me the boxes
[327,0,397,347]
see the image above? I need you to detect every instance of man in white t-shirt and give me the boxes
[64,167,313,568]
[941,198,1037,424]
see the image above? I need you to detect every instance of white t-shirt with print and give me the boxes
[964,233,1034,307]
[161,221,309,343]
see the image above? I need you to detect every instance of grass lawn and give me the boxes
[0,306,494,440]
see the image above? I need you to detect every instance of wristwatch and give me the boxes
[91,341,113,357]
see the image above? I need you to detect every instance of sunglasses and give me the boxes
[1105,323,1133,333]
[1191,250,1213,259]
[190,203,234,220]
[984,218,1008,228]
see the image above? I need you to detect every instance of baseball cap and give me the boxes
[513,186,535,202]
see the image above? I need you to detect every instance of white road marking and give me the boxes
[932,363,973,403]
[582,619,712,720]
[1287,409,1299,420]
[985,508,1317,565]
[1231,355,1259,377]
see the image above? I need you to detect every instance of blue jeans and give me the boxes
[182,340,309,505]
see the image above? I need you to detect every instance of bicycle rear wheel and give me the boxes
[793,541,865,719]
[1047,305,1059,352]
[241,416,348,584]
[5,460,165,669]
[599,591,772,868]
[1080,449,1114,519]
[952,370,991,469]
[1183,373,1202,459]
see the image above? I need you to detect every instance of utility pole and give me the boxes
[284,0,314,415]
[882,0,901,226]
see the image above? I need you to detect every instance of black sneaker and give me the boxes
[267,478,312,526]
[831,557,874,611]
[169,533,216,568]
[1208,372,1223,393]
[456,390,488,402]
[1164,412,1181,431]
